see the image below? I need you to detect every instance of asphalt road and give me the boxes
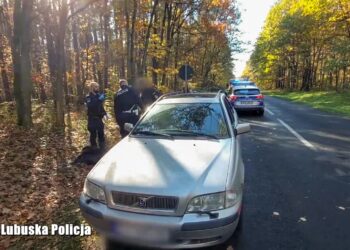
[108,96,350,250]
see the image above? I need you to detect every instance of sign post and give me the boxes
[179,64,194,93]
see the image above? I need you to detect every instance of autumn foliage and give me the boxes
[246,0,350,91]
[0,0,241,127]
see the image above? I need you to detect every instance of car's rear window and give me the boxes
[234,89,260,95]
[230,81,256,86]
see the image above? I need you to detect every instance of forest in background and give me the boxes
[244,0,350,92]
[0,0,241,128]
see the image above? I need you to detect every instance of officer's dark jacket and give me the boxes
[140,87,162,107]
[85,92,106,119]
[114,85,142,120]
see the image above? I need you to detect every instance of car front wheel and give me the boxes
[257,110,264,116]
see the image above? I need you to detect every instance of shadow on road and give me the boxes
[105,229,242,250]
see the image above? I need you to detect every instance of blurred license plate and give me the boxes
[111,222,169,242]
[239,101,254,105]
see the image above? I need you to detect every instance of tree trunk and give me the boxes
[0,0,12,102]
[140,0,159,75]
[113,0,126,78]
[335,68,340,92]
[41,0,65,127]
[127,0,137,84]
[53,1,68,128]
[173,25,181,90]
[12,0,34,127]
[71,2,83,104]
[161,3,173,86]
[0,45,12,101]
[103,0,109,89]
[329,72,333,89]
[124,0,131,81]
[342,66,347,90]
[301,58,312,91]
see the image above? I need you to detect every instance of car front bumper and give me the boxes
[79,194,241,249]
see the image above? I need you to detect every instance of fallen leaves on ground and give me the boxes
[0,102,119,249]
[272,211,280,217]
[298,217,307,222]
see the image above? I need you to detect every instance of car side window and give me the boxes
[223,98,235,125]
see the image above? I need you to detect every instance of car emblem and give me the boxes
[138,197,148,208]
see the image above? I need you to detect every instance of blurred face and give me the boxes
[92,85,99,93]
[119,80,127,88]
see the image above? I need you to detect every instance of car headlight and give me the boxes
[186,190,239,213]
[187,192,225,213]
[225,189,238,208]
[83,180,106,203]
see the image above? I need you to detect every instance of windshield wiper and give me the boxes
[162,129,219,140]
[132,130,173,139]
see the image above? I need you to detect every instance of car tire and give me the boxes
[257,110,264,116]
[105,238,126,250]
[105,238,115,250]
[232,198,243,234]
[236,207,243,232]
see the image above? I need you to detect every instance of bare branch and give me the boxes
[66,0,99,21]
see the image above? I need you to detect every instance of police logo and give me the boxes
[117,88,129,96]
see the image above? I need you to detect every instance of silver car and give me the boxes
[79,92,250,249]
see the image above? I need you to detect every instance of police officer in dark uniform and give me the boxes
[114,79,142,138]
[140,83,162,108]
[85,82,107,149]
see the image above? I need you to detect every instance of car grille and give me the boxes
[111,191,178,210]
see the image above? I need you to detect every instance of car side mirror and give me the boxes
[124,123,134,133]
[234,123,251,136]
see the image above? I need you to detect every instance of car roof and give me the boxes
[158,92,222,104]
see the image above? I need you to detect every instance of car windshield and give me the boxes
[132,103,229,139]
[234,89,260,95]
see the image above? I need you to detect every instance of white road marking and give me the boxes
[277,118,316,151]
[265,108,275,115]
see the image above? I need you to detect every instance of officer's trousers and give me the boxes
[88,117,105,148]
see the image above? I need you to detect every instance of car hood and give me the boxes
[89,137,232,198]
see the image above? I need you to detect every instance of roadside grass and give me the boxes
[265,90,350,117]
[0,100,118,249]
